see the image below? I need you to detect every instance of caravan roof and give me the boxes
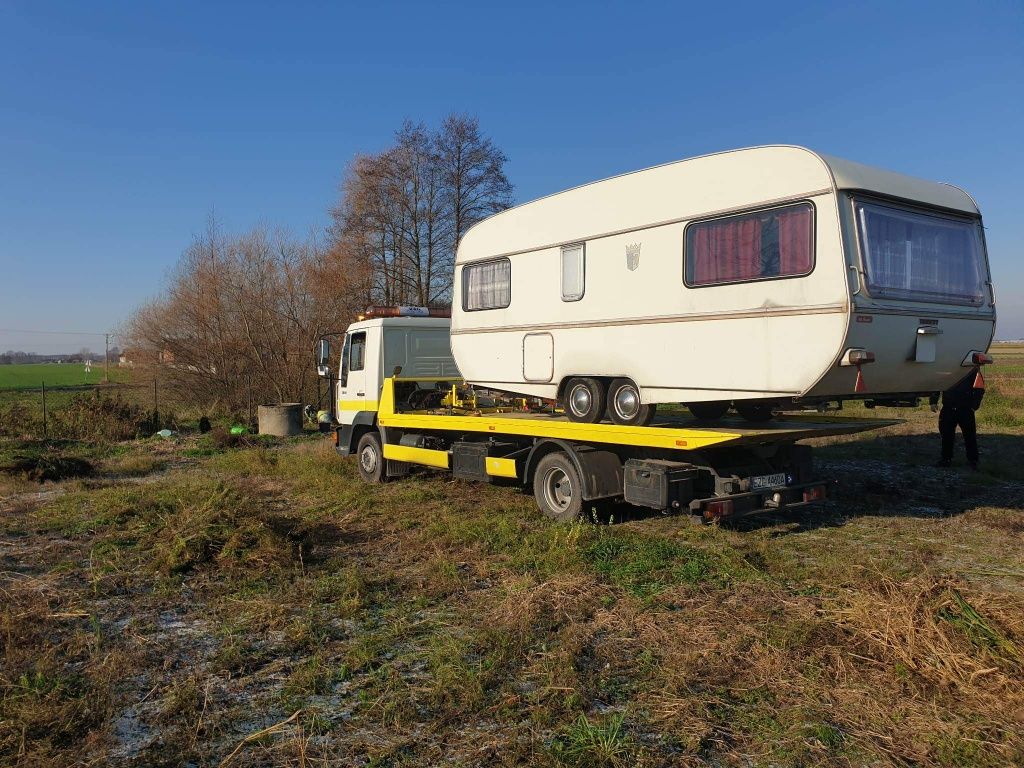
[456,145,979,264]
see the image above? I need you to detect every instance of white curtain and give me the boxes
[858,202,984,304]
[561,244,584,300]
[464,259,511,310]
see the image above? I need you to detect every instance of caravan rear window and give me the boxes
[855,200,985,305]
[462,258,511,311]
[684,202,814,287]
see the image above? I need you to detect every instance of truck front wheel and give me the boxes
[533,452,584,522]
[355,431,386,483]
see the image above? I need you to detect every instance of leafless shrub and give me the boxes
[123,115,510,414]
[125,221,358,413]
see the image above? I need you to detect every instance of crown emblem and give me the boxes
[625,242,641,271]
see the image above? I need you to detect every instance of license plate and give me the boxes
[750,472,788,490]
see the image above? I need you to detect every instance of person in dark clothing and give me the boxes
[936,368,985,469]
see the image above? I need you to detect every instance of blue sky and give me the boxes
[1,0,1022,353]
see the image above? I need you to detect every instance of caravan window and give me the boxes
[855,200,985,305]
[462,258,511,311]
[561,243,585,301]
[684,202,815,287]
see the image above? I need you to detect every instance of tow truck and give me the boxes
[316,307,897,523]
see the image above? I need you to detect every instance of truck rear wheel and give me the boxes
[355,431,386,483]
[607,378,656,426]
[564,377,606,423]
[533,452,584,522]
[688,401,729,420]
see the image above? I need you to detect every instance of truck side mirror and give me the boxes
[316,339,331,377]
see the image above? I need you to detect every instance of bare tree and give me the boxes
[126,114,512,413]
[436,113,514,250]
[328,114,512,308]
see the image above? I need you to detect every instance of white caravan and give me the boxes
[450,146,995,424]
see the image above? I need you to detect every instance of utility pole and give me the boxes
[104,333,110,384]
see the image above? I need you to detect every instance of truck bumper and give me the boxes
[690,481,829,522]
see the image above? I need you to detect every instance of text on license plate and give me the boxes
[750,472,788,490]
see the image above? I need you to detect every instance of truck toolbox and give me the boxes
[451,441,518,482]
[624,459,698,511]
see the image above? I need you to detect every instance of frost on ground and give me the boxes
[2,425,1023,767]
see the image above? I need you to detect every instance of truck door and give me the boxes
[338,329,371,426]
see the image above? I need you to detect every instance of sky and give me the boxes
[1,0,1022,354]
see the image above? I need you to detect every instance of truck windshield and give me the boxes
[855,200,986,305]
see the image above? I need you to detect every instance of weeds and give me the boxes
[550,713,637,767]
[938,588,1020,662]
[52,391,158,442]
[583,532,735,596]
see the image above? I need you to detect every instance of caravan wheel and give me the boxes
[564,378,606,423]
[607,378,656,426]
[735,401,775,422]
[688,401,729,420]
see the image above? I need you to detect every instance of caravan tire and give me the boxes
[355,431,387,484]
[607,378,656,426]
[735,401,775,422]
[688,401,730,421]
[564,378,606,423]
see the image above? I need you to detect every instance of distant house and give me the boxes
[119,347,173,368]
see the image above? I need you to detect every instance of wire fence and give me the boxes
[0,378,166,443]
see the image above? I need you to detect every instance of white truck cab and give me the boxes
[317,308,459,443]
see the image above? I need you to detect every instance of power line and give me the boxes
[0,328,117,337]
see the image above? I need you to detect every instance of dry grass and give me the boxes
[2,357,1024,766]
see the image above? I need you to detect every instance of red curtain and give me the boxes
[692,218,762,284]
[690,203,812,285]
[777,206,812,274]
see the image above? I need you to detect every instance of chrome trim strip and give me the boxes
[451,303,847,335]
[640,385,801,394]
[466,380,800,395]
[852,306,996,321]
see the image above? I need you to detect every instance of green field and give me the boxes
[0,362,125,390]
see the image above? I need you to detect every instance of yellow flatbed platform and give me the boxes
[377,378,898,452]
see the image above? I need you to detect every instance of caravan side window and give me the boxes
[684,202,815,287]
[561,243,585,301]
[462,258,511,311]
